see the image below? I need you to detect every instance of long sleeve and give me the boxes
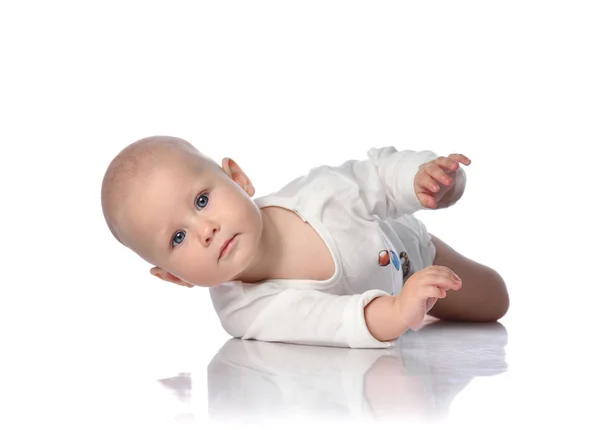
[334,146,440,220]
[210,283,396,349]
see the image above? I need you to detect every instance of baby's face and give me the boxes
[118,153,262,287]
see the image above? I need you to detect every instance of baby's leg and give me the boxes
[426,234,509,322]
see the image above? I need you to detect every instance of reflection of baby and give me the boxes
[202,321,508,422]
[101,136,509,348]
[375,320,509,420]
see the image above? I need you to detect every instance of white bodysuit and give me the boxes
[209,146,466,349]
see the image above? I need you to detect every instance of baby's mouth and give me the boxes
[219,234,238,260]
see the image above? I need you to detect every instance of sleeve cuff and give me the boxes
[367,146,438,216]
[343,290,398,349]
[394,150,439,213]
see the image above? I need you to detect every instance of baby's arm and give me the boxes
[211,284,398,348]
[352,146,438,219]
[339,146,468,220]
[209,265,461,348]
[364,295,410,341]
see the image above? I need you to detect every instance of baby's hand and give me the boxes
[414,154,471,209]
[394,266,462,330]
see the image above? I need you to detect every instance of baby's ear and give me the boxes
[150,267,194,288]
[222,157,255,197]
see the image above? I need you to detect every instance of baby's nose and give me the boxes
[200,222,219,245]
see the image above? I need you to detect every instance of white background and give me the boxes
[1,1,598,429]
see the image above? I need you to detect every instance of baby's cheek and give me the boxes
[174,254,197,278]
[186,256,219,284]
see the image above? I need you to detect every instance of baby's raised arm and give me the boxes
[336,146,468,222]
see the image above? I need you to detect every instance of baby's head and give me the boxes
[101,136,262,287]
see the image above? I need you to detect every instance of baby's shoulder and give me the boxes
[276,164,337,195]
[254,163,343,208]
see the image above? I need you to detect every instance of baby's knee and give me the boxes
[485,267,509,320]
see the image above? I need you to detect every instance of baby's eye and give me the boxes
[172,231,186,247]
[196,193,209,209]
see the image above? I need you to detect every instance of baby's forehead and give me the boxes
[147,154,220,186]
[155,144,218,170]
[126,155,222,215]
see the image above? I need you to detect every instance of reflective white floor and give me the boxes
[88,314,594,430]
[3,297,599,430]
[202,318,509,425]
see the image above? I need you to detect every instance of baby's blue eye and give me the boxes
[170,193,208,248]
[172,231,185,247]
[196,193,209,209]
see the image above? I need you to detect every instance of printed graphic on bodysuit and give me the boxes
[378,250,412,277]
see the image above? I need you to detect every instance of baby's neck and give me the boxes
[234,207,288,284]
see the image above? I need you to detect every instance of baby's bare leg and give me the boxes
[426,234,509,322]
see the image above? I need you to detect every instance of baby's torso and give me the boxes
[250,161,435,297]
[260,199,421,297]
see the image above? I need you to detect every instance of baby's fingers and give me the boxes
[434,156,461,172]
[426,163,454,187]
[419,285,447,299]
[448,153,471,166]
[424,265,462,280]
[422,272,462,291]
[417,173,440,194]
[416,192,437,209]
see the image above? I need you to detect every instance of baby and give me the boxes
[101,136,509,348]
